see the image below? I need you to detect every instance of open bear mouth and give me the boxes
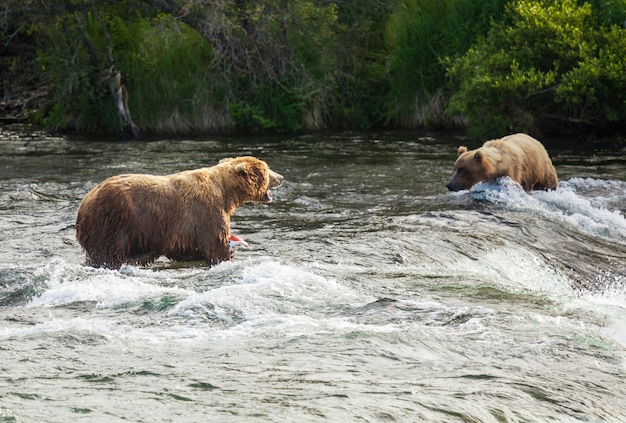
[263,172,283,202]
[264,183,283,202]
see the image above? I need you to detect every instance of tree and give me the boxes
[136,0,341,132]
[11,0,341,134]
[384,0,508,128]
[446,0,626,138]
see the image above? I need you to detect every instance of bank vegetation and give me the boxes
[1,0,625,139]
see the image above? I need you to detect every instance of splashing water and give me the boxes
[1,133,625,422]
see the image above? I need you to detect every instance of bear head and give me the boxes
[446,146,497,191]
[219,156,284,203]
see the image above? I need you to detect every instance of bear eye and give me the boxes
[456,167,466,175]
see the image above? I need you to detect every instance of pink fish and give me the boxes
[228,234,250,251]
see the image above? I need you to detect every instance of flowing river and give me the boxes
[1,131,625,422]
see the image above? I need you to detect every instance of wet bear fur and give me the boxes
[76,156,283,269]
[446,133,558,192]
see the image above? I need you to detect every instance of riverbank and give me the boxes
[3,0,625,140]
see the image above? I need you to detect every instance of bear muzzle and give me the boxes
[446,174,466,192]
[264,170,284,202]
[446,180,464,192]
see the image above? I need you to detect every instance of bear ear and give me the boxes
[474,150,496,174]
[234,162,249,176]
[457,146,467,156]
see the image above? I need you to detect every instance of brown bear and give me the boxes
[75,156,283,269]
[446,133,558,192]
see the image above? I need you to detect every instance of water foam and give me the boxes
[27,259,188,309]
[448,243,575,297]
[454,178,626,298]
[467,177,626,241]
[533,178,626,240]
[170,261,374,325]
[570,277,626,347]
[0,316,117,339]
[467,177,529,205]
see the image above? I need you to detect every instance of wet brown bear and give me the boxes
[446,133,558,192]
[76,156,283,269]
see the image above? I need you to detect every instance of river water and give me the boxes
[1,131,625,422]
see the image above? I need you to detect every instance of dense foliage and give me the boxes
[384,0,509,127]
[1,0,625,139]
[446,0,626,138]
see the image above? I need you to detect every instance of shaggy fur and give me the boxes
[76,156,283,269]
[446,133,558,191]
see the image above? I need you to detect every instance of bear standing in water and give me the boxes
[446,133,558,192]
[76,156,283,269]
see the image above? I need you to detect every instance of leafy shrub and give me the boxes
[35,12,108,133]
[113,15,221,134]
[36,9,223,135]
[384,0,508,127]
[26,0,625,137]
[35,1,341,134]
[226,0,339,133]
[229,80,309,133]
[446,0,626,138]
[556,24,626,127]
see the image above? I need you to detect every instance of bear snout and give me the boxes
[446,174,465,191]
[446,180,462,192]
[269,170,284,189]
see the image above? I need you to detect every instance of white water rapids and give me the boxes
[1,132,625,422]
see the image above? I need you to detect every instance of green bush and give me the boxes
[229,80,307,133]
[226,1,339,132]
[25,0,625,137]
[384,0,509,127]
[36,9,223,135]
[113,15,221,134]
[556,24,626,127]
[446,0,626,138]
[35,12,107,133]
